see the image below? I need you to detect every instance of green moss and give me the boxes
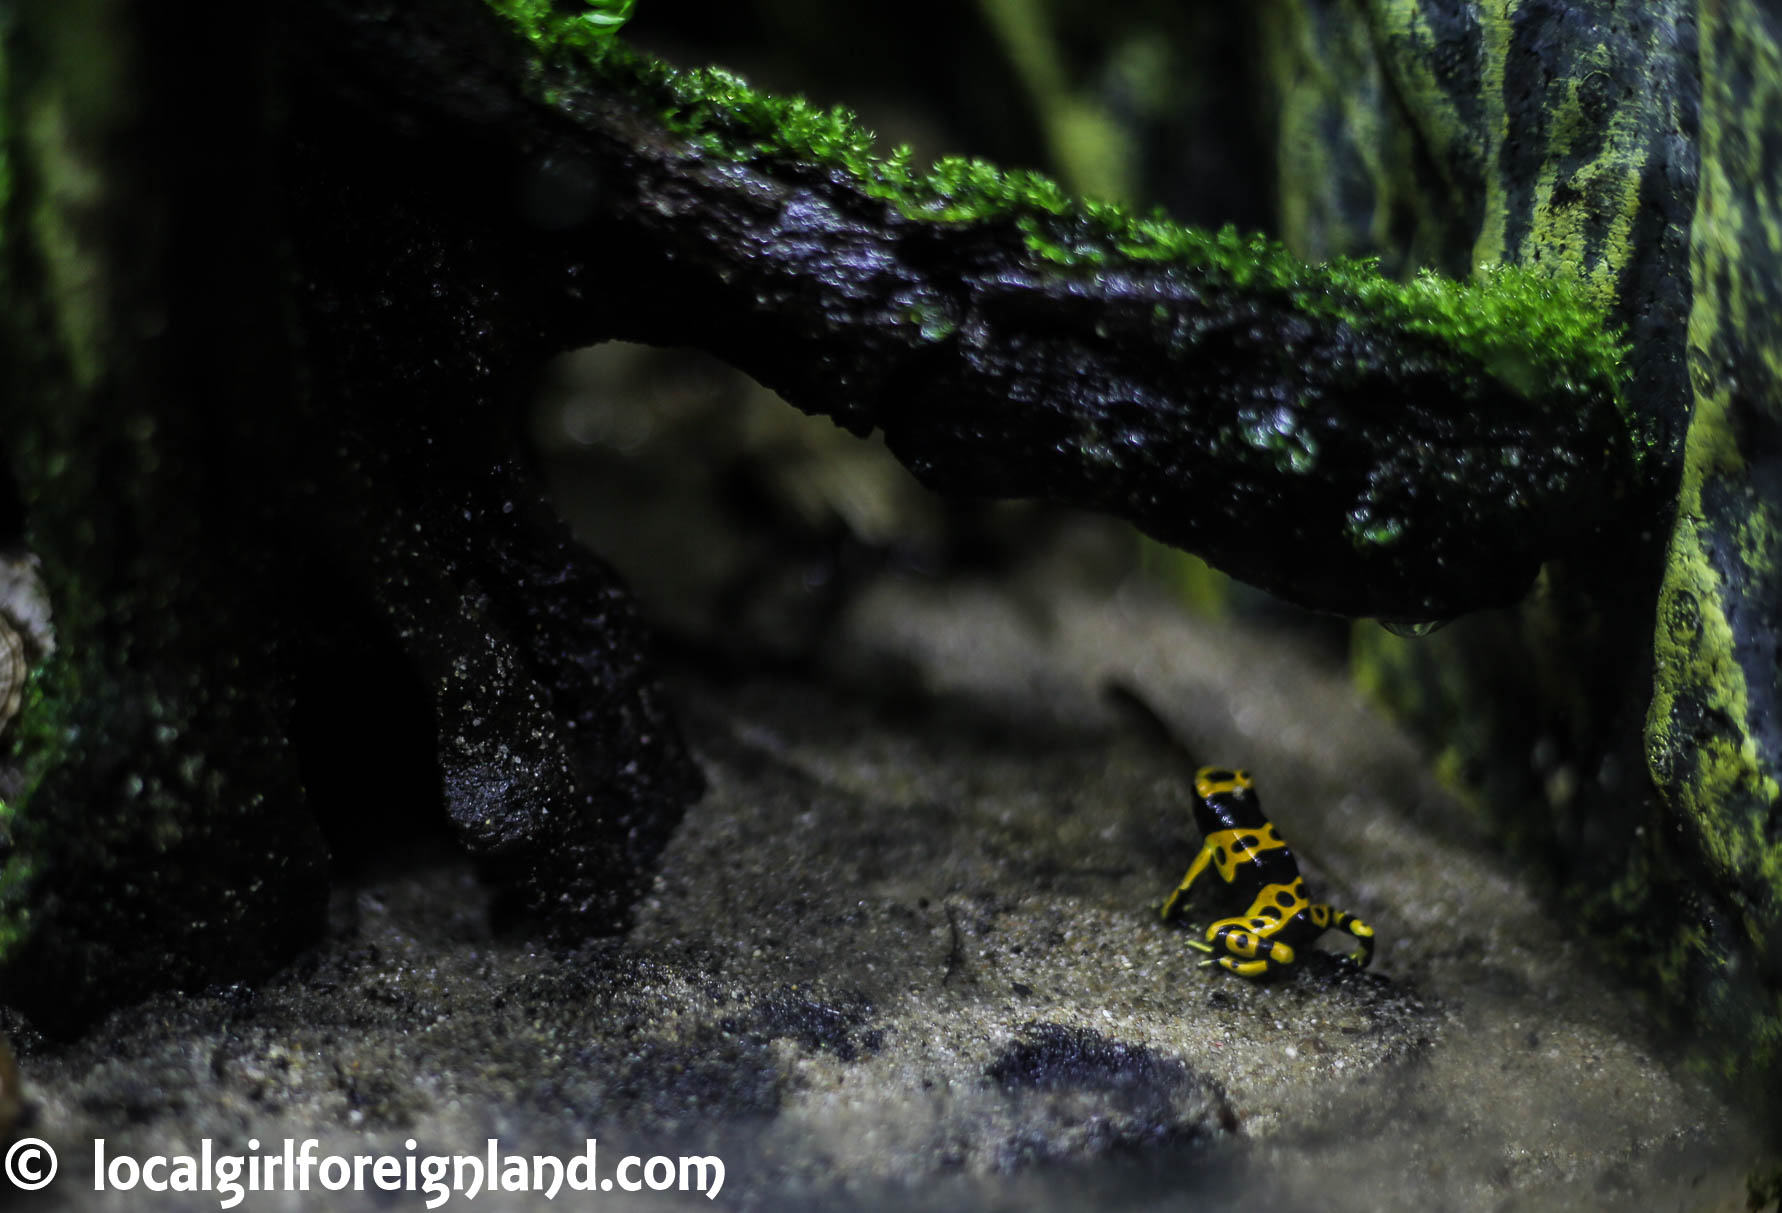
[0,650,73,964]
[484,1,1628,416]
[0,801,29,956]
[1263,0,1401,264]
[1643,0,1782,1037]
[486,0,634,52]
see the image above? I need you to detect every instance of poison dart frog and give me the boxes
[1160,766,1375,977]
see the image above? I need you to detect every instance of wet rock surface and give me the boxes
[2,568,1761,1211]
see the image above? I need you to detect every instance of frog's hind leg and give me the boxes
[1201,917,1295,978]
[1308,903,1375,968]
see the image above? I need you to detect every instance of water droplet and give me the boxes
[1378,618,1451,639]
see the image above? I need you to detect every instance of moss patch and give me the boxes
[0,646,77,963]
[485,1,1627,420]
[1641,0,1782,1086]
[487,0,634,52]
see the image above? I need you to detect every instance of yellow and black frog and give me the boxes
[1161,766,1374,977]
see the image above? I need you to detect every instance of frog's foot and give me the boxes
[1203,921,1295,978]
[1184,936,1231,971]
[1330,908,1376,968]
[1217,956,1273,977]
[1302,902,1376,968]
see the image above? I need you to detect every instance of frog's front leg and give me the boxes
[1160,841,1216,924]
[1192,916,1298,977]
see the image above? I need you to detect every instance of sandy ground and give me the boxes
[1,555,1765,1211]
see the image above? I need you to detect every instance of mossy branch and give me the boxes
[298,0,1635,622]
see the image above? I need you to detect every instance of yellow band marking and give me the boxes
[1193,766,1254,799]
[1206,824,1288,881]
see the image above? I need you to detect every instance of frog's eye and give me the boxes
[1234,769,1253,786]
